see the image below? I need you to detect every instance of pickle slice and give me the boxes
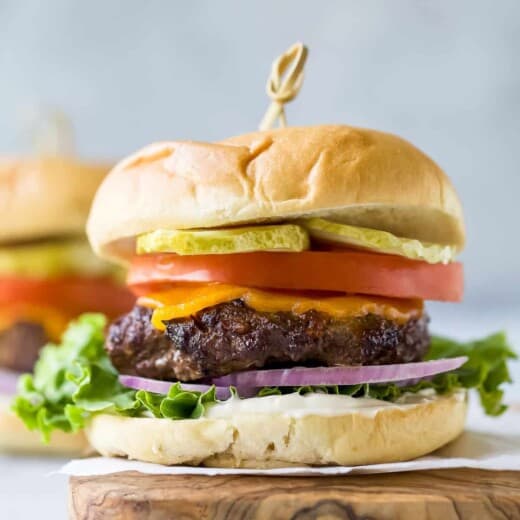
[301,218,457,264]
[0,239,120,278]
[137,225,310,255]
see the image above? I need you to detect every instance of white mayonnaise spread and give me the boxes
[204,389,466,419]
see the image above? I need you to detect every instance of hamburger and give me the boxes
[1,155,135,454]
[12,126,515,466]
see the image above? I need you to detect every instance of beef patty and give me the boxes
[106,301,430,382]
[0,321,48,372]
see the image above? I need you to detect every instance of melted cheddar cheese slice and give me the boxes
[138,283,423,331]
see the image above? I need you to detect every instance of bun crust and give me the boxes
[86,391,466,467]
[87,125,465,264]
[0,156,109,243]
[0,398,90,455]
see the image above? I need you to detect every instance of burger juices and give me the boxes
[0,156,134,454]
[13,126,515,466]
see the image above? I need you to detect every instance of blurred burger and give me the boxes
[12,126,515,466]
[0,155,135,454]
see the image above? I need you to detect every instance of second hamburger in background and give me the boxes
[0,154,135,454]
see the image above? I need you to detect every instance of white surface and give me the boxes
[1,456,68,520]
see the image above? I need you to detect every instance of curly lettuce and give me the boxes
[12,313,516,443]
[12,314,221,441]
[12,314,140,441]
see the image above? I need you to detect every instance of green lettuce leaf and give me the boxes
[136,383,217,419]
[12,313,516,443]
[11,314,220,441]
[12,314,140,441]
[427,332,517,415]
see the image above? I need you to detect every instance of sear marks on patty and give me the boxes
[106,301,430,382]
[0,321,48,372]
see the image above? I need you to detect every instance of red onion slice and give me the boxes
[0,368,21,396]
[119,375,255,400]
[211,357,468,388]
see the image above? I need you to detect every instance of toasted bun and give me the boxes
[87,125,465,264]
[0,397,90,456]
[86,391,466,467]
[0,156,110,244]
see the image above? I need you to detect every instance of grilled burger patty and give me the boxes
[106,301,430,382]
[0,321,48,372]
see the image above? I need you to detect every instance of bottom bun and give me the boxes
[87,390,467,467]
[0,397,90,456]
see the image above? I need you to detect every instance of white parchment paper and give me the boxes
[59,401,520,477]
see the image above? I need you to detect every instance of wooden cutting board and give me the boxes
[69,468,520,519]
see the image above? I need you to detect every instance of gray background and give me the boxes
[0,2,518,316]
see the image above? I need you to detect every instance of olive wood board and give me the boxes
[69,468,520,519]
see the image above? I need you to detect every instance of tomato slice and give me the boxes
[128,252,463,302]
[0,276,135,318]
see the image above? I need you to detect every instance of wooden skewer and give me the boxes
[259,42,308,131]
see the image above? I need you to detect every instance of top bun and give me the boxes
[87,125,465,263]
[0,156,109,244]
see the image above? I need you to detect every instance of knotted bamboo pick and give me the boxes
[259,42,308,131]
